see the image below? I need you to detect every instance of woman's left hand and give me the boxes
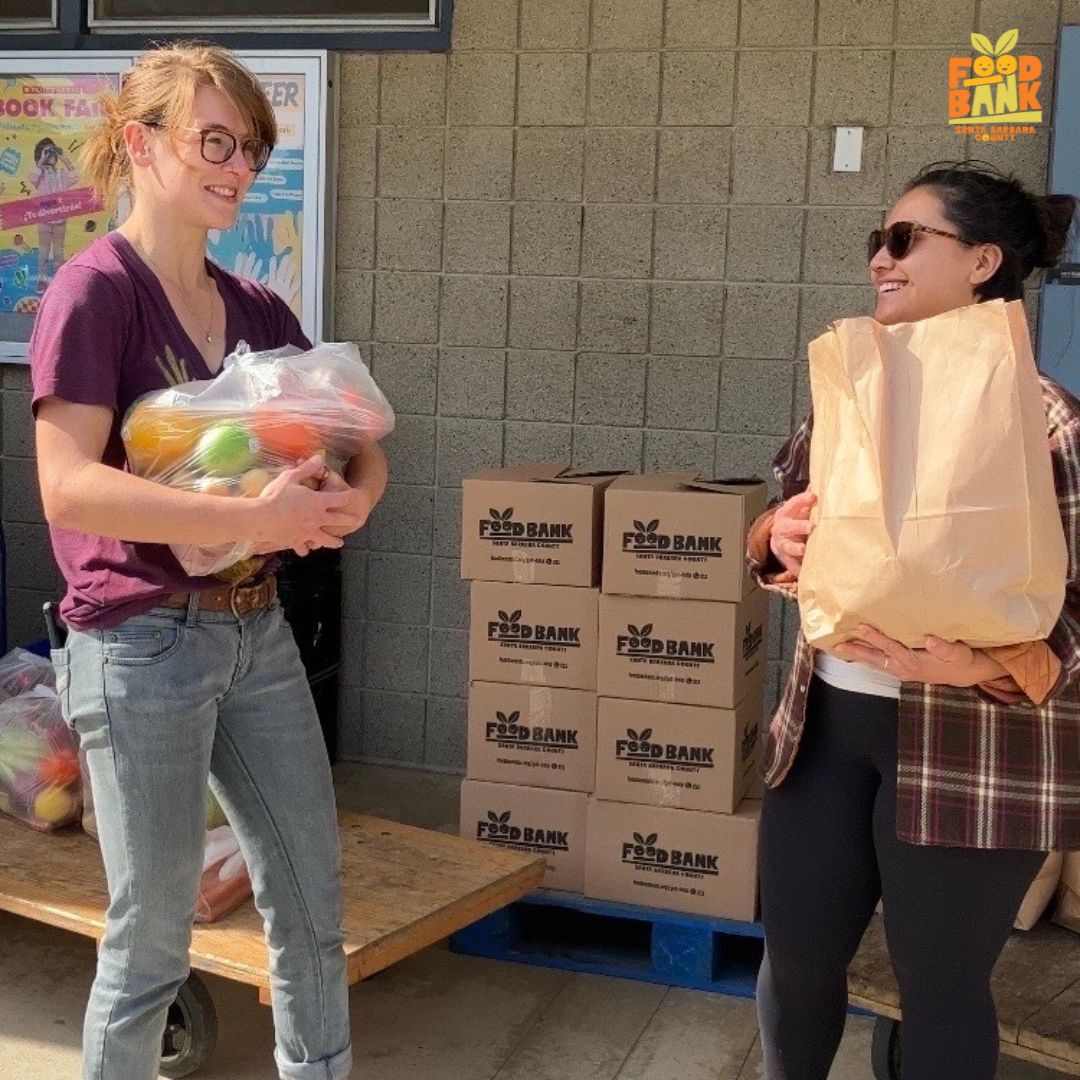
[833,624,1008,687]
[316,467,373,540]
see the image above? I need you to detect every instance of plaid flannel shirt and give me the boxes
[749,375,1080,851]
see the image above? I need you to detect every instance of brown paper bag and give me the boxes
[1053,851,1080,935]
[800,299,1067,650]
[1014,851,1064,930]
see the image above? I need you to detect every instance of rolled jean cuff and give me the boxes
[276,1043,352,1079]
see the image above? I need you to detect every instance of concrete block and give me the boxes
[769,593,784,660]
[448,53,516,126]
[377,128,444,199]
[2,458,43,524]
[739,0,815,44]
[572,425,644,473]
[426,696,468,772]
[574,353,647,425]
[726,207,803,283]
[797,285,876,357]
[665,0,737,46]
[504,421,574,464]
[4,522,56,591]
[506,349,576,421]
[434,487,462,556]
[520,0,590,48]
[897,0,976,44]
[380,54,446,125]
[584,129,657,202]
[730,127,807,205]
[445,128,514,201]
[339,55,379,127]
[518,53,588,126]
[581,205,653,279]
[336,680,363,759]
[722,284,800,359]
[336,198,374,270]
[515,128,585,201]
[431,557,470,630]
[813,50,892,126]
[884,128,965,201]
[979,0,1060,43]
[367,484,436,554]
[592,0,663,48]
[342,550,366,623]
[373,272,440,343]
[509,278,579,350]
[661,52,735,125]
[429,628,469,698]
[891,51,959,124]
[650,283,724,357]
[7,588,58,651]
[437,347,507,418]
[371,343,438,413]
[736,50,813,125]
[817,0,894,44]
[443,202,512,274]
[358,690,426,764]
[715,433,784,496]
[366,553,433,625]
[794,360,811,420]
[643,430,717,474]
[451,0,519,48]
[657,128,731,203]
[511,203,582,276]
[376,199,443,272]
[3,391,32,457]
[717,356,796,435]
[977,126,1051,195]
[645,355,720,430]
[588,52,661,126]
[803,208,882,285]
[440,276,509,347]
[334,270,374,346]
[579,281,651,352]
[363,624,430,694]
[653,207,726,281]
[381,415,437,486]
[436,417,504,486]
[808,127,886,206]
[337,126,376,198]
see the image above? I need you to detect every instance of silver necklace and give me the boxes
[138,245,216,344]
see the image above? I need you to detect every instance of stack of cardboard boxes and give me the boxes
[459,466,770,920]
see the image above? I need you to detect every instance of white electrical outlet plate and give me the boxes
[833,126,864,173]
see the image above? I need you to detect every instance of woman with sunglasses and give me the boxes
[29,43,384,1080]
[748,160,1079,1080]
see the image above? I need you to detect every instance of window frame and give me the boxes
[0,0,451,50]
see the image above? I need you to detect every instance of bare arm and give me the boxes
[345,438,388,508]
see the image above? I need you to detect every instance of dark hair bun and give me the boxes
[1034,193,1078,268]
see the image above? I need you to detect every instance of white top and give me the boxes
[814,650,902,700]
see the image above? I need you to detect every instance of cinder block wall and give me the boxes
[1,0,1069,773]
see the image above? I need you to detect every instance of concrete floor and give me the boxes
[0,762,1069,1080]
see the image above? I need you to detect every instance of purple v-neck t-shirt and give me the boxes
[30,231,310,631]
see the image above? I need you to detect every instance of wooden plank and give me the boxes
[0,811,545,992]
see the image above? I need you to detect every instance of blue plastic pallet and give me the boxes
[449,889,765,997]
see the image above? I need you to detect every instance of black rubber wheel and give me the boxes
[871,1015,902,1080]
[159,973,218,1078]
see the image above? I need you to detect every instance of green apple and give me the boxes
[194,422,259,478]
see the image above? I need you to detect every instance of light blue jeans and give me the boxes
[52,596,351,1080]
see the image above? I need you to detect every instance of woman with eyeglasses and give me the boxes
[748,161,1080,1080]
[29,43,384,1080]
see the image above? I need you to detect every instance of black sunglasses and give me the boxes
[145,122,272,173]
[867,221,971,264]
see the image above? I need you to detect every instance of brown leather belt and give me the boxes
[160,574,277,618]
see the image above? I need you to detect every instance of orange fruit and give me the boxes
[250,412,322,463]
[123,405,210,474]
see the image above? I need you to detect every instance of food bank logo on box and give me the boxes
[620,831,719,875]
[485,709,580,750]
[948,29,1042,141]
[616,623,715,662]
[475,810,569,852]
[487,609,582,647]
[615,727,716,767]
[621,518,724,558]
[742,621,763,660]
[478,507,574,544]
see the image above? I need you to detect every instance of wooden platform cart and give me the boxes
[849,913,1080,1079]
[0,810,545,1077]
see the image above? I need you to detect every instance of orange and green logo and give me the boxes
[948,29,1042,141]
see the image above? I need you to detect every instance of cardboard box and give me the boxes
[460,779,588,892]
[467,681,597,792]
[594,696,760,814]
[461,464,622,586]
[597,590,768,709]
[585,797,760,920]
[603,474,767,601]
[470,581,599,691]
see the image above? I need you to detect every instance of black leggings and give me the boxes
[756,678,1045,1080]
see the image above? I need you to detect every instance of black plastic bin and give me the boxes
[275,548,341,764]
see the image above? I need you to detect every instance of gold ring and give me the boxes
[883,658,890,671]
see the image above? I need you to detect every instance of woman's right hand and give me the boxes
[769,490,817,578]
[253,457,366,556]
